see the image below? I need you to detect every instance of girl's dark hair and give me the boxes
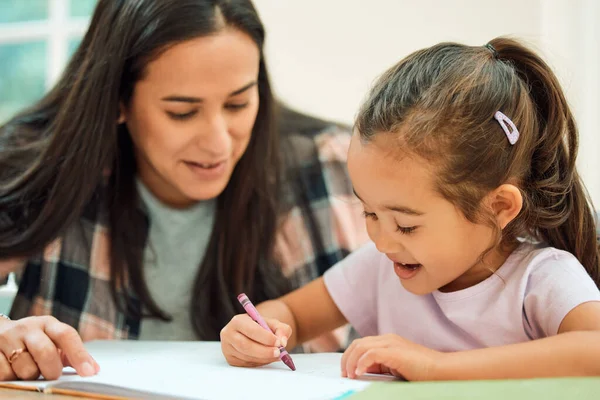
[0,0,289,339]
[355,37,599,287]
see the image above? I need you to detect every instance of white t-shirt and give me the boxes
[324,241,600,351]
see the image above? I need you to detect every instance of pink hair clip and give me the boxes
[494,111,519,145]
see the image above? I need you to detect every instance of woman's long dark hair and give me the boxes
[0,0,289,339]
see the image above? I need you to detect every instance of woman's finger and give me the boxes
[7,345,41,381]
[24,330,63,380]
[42,317,98,377]
[0,352,17,381]
[0,330,40,381]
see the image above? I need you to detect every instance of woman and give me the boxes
[0,0,366,381]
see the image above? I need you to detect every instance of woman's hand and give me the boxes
[0,316,100,381]
[220,314,292,367]
[341,334,442,381]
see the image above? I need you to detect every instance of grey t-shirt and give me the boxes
[136,180,215,340]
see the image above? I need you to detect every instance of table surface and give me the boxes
[0,388,77,399]
[3,377,600,400]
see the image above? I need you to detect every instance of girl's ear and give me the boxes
[485,184,523,230]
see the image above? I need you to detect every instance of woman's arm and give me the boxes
[257,277,348,349]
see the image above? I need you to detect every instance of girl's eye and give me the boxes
[225,103,249,110]
[167,111,197,120]
[396,225,417,235]
[362,211,378,221]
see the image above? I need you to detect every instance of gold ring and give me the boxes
[8,348,27,365]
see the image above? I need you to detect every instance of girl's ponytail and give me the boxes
[491,37,599,286]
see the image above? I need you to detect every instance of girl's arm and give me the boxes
[222,243,379,368]
[433,301,600,379]
[256,277,348,349]
[346,301,600,381]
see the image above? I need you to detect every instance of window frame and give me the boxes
[0,0,91,298]
[0,0,90,89]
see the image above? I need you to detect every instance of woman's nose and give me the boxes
[197,112,231,155]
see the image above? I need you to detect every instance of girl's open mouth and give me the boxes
[393,262,422,280]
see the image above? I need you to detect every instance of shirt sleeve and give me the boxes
[324,242,381,337]
[274,126,369,285]
[523,249,600,338]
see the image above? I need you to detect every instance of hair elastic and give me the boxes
[485,43,498,58]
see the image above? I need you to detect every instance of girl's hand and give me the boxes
[220,314,292,367]
[0,316,100,381]
[341,334,442,381]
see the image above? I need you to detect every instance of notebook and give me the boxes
[0,341,395,399]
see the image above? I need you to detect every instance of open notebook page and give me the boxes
[1,341,392,400]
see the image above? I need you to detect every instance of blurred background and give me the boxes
[0,0,599,311]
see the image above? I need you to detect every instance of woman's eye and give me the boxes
[225,103,249,110]
[167,110,197,120]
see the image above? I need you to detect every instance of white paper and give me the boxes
[7,341,384,400]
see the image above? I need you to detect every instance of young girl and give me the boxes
[220,37,600,380]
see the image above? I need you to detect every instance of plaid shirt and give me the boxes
[4,125,369,347]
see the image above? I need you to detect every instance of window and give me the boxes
[0,0,97,310]
[0,0,97,124]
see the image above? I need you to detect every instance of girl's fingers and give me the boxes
[231,315,279,346]
[343,336,391,379]
[266,318,292,347]
[226,343,280,366]
[229,331,282,360]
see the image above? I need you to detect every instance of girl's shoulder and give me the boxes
[507,242,598,295]
[508,242,586,274]
[507,242,600,337]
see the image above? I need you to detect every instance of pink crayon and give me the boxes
[237,293,296,371]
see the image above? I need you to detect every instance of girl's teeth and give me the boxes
[398,262,420,270]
